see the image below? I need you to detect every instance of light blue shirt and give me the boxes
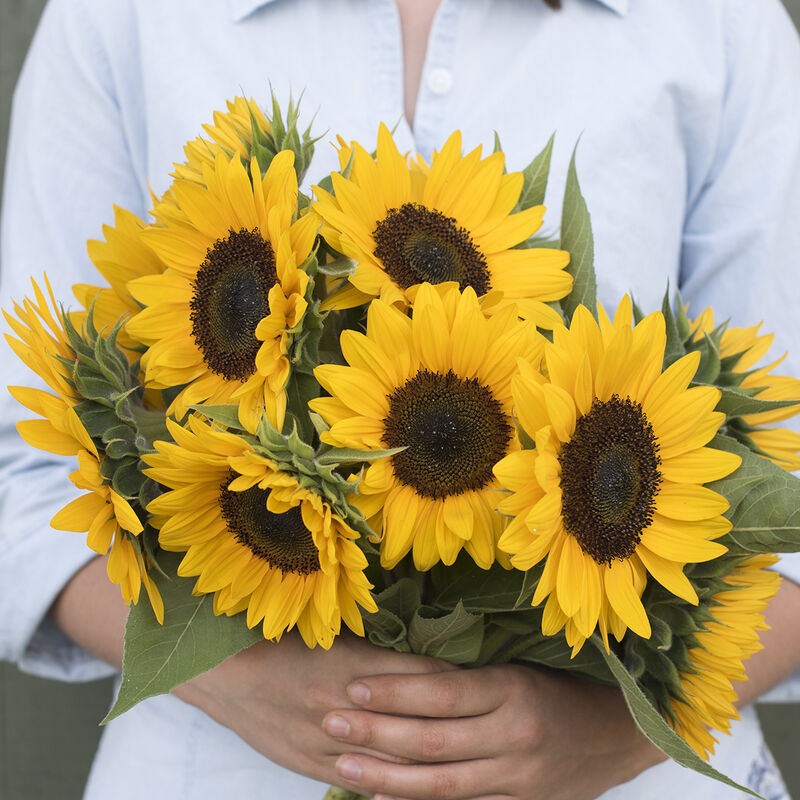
[1,0,799,797]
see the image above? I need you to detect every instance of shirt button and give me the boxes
[427,67,454,96]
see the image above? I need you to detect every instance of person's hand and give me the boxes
[321,663,666,800]
[174,632,446,786]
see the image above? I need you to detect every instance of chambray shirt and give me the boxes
[2,0,800,797]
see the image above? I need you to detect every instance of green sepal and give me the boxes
[111,458,145,501]
[315,446,405,466]
[188,404,246,431]
[246,90,322,185]
[103,424,139,459]
[591,636,762,798]
[515,133,555,212]
[245,416,381,539]
[674,290,692,343]
[72,373,117,407]
[559,142,597,322]
[723,423,779,461]
[630,638,684,696]
[316,257,357,278]
[710,386,800,419]
[692,334,722,384]
[660,288,687,369]
[649,603,699,637]
[73,403,120,438]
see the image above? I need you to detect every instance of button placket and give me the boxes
[414,0,460,160]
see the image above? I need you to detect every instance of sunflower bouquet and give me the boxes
[5,95,800,798]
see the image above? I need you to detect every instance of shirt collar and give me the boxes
[592,0,629,15]
[228,0,629,23]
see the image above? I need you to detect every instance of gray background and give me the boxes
[1,0,800,797]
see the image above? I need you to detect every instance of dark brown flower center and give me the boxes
[383,369,512,499]
[190,228,277,382]
[558,396,661,565]
[372,203,491,294]
[219,474,320,574]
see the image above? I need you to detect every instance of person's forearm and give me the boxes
[49,554,127,670]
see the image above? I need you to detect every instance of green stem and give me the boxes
[322,786,371,800]
[491,632,547,665]
[473,627,516,668]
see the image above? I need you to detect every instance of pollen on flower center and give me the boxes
[219,477,320,575]
[558,396,662,564]
[372,203,491,294]
[189,228,277,382]
[383,369,512,499]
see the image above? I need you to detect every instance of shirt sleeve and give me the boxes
[0,0,146,681]
[678,0,800,701]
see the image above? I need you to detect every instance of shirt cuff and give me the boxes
[0,457,118,682]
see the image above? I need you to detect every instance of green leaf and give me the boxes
[559,144,597,322]
[709,434,800,553]
[408,603,484,664]
[372,578,421,625]
[510,633,612,681]
[436,561,528,612]
[514,566,543,609]
[105,552,261,723]
[188,404,243,430]
[362,607,411,650]
[515,133,555,212]
[362,579,421,650]
[590,636,760,797]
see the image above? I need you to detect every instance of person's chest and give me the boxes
[106,0,729,307]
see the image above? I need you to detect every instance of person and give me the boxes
[2,0,800,798]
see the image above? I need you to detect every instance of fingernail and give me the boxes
[324,714,351,738]
[347,681,371,705]
[336,756,362,781]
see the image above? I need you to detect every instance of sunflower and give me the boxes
[174,96,272,185]
[145,417,376,648]
[690,309,800,470]
[4,277,163,620]
[70,206,166,360]
[669,555,781,759]
[310,282,544,571]
[126,149,318,433]
[493,297,741,653]
[312,124,571,327]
